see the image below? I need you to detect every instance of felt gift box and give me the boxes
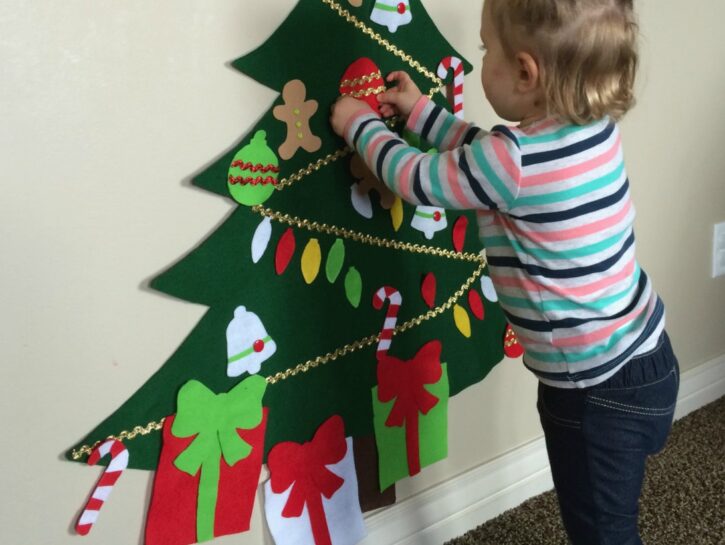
[371,341,449,491]
[264,416,366,545]
[145,377,268,545]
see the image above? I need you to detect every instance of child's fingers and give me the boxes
[380,104,397,118]
[386,70,410,84]
[377,88,399,105]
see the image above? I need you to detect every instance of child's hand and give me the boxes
[377,71,423,118]
[330,97,374,137]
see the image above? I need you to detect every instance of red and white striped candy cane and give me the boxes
[372,286,402,360]
[75,439,129,536]
[437,56,465,119]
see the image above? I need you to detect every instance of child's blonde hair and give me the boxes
[490,0,639,124]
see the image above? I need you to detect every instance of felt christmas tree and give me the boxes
[66,1,510,542]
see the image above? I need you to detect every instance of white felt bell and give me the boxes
[370,0,412,33]
[411,206,448,240]
[226,306,277,377]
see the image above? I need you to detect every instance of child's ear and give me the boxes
[515,52,540,93]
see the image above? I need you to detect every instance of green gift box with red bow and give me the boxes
[371,340,450,491]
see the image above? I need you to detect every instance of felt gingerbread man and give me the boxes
[273,80,322,160]
[350,154,396,210]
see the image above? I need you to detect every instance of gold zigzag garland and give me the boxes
[71,257,485,460]
[71,0,468,460]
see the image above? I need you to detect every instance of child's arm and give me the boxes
[339,105,521,212]
[378,71,482,153]
[406,95,487,153]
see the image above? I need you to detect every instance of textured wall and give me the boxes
[1,1,723,544]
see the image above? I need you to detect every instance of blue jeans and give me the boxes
[537,332,679,545]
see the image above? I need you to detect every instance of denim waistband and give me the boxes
[591,331,678,391]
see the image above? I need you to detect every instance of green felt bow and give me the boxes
[171,376,267,542]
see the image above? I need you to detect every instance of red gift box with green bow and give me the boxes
[145,376,268,545]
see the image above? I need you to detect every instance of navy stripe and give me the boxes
[488,233,635,279]
[459,152,499,210]
[352,118,382,148]
[522,123,615,167]
[412,163,433,206]
[462,126,481,145]
[492,125,520,149]
[510,179,629,224]
[421,105,443,141]
[375,140,399,182]
[506,269,649,333]
[525,298,665,382]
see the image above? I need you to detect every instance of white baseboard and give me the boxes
[361,354,725,545]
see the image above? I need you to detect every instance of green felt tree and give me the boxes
[67,0,507,479]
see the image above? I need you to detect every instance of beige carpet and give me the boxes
[446,395,725,545]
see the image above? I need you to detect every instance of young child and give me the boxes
[331,1,679,543]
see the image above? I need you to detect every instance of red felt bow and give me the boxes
[377,340,443,476]
[268,415,347,545]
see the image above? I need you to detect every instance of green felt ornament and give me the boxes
[326,239,346,283]
[227,131,280,206]
[344,267,363,308]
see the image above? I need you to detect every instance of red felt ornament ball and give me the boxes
[253,339,265,353]
[340,58,386,114]
[397,2,407,14]
[503,325,525,358]
[433,211,442,222]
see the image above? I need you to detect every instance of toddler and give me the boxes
[331,1,680,544]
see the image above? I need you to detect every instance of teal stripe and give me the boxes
[358,124,388,153]
[471,143,515,207]
[433,113,456,149]
[514,161,625,208]
[426,154,456,209]
[499,265,641,313]
[518,124,592,147]
[386,146,412,193]
[482,227,631,261]
[525,307,650,364]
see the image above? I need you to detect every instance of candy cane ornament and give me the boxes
[372,286,402,360]
[75,439,129,536]
[437,56,465,119]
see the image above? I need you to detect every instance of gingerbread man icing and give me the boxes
[273,79,322,160]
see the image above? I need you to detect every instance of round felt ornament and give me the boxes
[504,325,525,358]
[340,58,386,114]
[228,130,280,206]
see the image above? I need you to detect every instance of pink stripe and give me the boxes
[553,302,648,348]
[446,152,475,208]
[365,132,393,165]
[449,122,469,148]
[522,135,621,187]
[491,257,637,299]
[496,199,631,243]
[406,97,429,131]
[519,118,558,135]
[491,135,520,184]
[398,153,419,200]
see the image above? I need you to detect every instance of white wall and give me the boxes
[1,1,723,544]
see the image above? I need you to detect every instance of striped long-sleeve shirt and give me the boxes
[344,96,665,389]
